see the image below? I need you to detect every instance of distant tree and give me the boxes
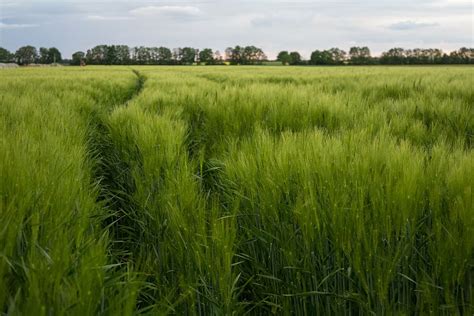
[243,46,255,64]
[156,47,172,65]
[15,45,38,65]
[242,46,266,64]
[277,51,291,65]
[225,47,233,62]
[448,50,461,64]
[441,53,451,64]
[405,49,419,64]
[39,47,49,64]
[87,45,107,64]
[226,45,266,65]
[148,47,158,64]
[77,44,474,66]
[214,50,224,64]
[114,45,130,64]
[172,48,183,64]
[106,45,119,65]
[199,48,214,64]
[227,46,243,64]
[310,50,322,65]
[0,47,13,62]
[71,51,85,65]
[431,49,444,64]
[380,48,406,64]
[459,47,474,64]
[47,47,62,63]
[448,47,474,64]
[428,48,442,64]
[328,48,346,64]
[310,50,332,65]
[195,48,200,63]
[181,47,197,64]
[349,46,371,65]
[289,51,302,65]
[403,48,442,64]
[38,47,62,64]
[131,46,151,65]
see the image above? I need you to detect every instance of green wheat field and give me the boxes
[1,66,473,315]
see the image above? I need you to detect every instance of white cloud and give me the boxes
[250,12,315,28]
[435,0,471,5]
[387,20,439,30]
[130,6,201,17]
[85,15,132,21]
[0,22,39,29]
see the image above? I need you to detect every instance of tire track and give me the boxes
[86,70,146,261]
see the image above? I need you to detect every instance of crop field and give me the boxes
[1,66,473,315]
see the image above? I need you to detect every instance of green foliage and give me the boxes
[0,47,13,62]
[379,47,474,65]
[157,47,172,65]
[277,51,291,65]
[14,45,38,65]
[310,48,346,65]
[181,47,197,64]
[72,51,86,65]
[5,45,473,66]
[39,47,62,64]
[349,46,372,64]
[1,66,473,314]
[226,45,267,65]
[199,48,215,64]
[87,45,131,65]
[277,51,302,65]
[289,51,302,65]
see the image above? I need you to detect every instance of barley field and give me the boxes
[1,66,473,315]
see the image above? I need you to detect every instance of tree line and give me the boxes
[77,45,267,65]
[280,47,473,65]
[0,46,62,65]
[0,45,472,65]
[0,45,267,65]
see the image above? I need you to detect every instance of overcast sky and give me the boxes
[0,0,472,59]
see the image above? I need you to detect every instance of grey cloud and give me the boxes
[85,15,133,21]
[0,22,39,29]
[129,6,202,17]
[250,12,315,28]
[388,20,440,30]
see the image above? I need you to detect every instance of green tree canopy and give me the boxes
[15,46,38,65]
[199,48,215,64]
[380,48,406,64]
[289,51,302,65]
[310,50,331,65]
[349,47,371,65]
[48,47,62,63]
[71,51,85,65]
[157,47,172,64]
[328,48,346,64]
[38,47,62,64]
[0,47,13,62]
[181,47,197,64]
[277,51,291,65]
[39,47,49,64]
